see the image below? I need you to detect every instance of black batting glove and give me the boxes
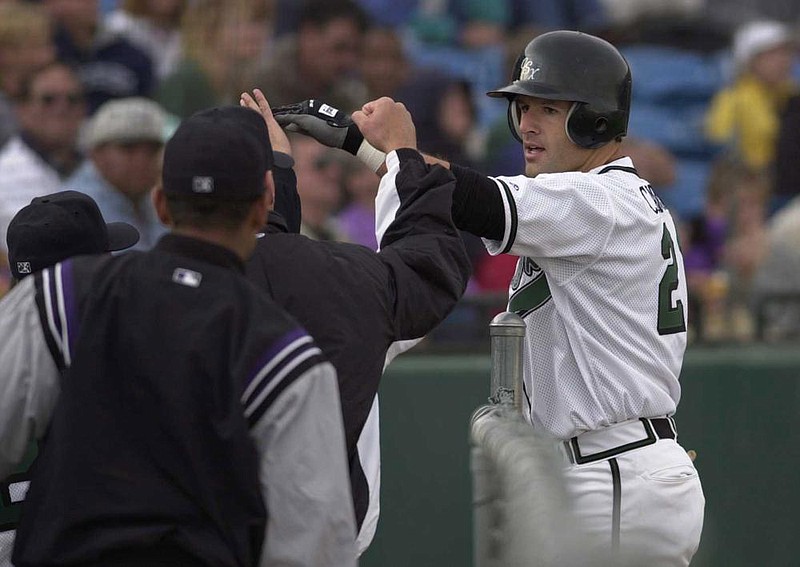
[272,99,364,155]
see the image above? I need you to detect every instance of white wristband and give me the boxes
[356,139,387,173]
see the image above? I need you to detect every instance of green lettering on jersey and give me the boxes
[657,223,686,335]
[508,271,552,316]
[0,441,38,531]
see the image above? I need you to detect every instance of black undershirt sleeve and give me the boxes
[271,154,301,234]
[449,163,506,242]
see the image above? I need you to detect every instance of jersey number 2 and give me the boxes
[658,224,686,335]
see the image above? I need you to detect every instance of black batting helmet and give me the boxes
[488,30,632,149]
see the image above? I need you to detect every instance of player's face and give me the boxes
[515,95,593,177]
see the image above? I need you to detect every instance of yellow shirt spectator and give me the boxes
[705,73,796,171]
[705,20,797,172]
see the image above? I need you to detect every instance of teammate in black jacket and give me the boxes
[241,90,472,553]
[0,107,357,566]
[0,190,140,567]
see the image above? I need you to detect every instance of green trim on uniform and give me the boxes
[508,271,552,316]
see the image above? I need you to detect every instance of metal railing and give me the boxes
[470,312,575,567]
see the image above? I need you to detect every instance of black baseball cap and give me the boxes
[7,191,140,280]
[162,106,274,198]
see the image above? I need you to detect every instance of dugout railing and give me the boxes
[470,313,581,567]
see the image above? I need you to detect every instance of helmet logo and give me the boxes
[519,58,540,81]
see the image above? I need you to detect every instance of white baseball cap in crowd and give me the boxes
[733,20,794,70]
[83,97,167,150]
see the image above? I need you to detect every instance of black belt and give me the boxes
[564,417,677,465]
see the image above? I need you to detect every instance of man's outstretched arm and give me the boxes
[274,96,507,241]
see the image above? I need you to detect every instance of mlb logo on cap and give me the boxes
[173,267,202,288]
[6,191,140,281]
[162,106,273,199]
[192,177,214,193]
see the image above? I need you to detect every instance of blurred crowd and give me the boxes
[1,0,800,344]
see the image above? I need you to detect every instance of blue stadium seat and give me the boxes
[403,37,506,129]
[621,45,727,161]
[621,45,726,105]
[627,103,721,160]
[658,158,713,221]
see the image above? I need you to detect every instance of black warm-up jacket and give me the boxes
[246,149,472,548]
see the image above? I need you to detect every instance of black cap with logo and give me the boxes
[7,191,140,280]
[162,106,274,198]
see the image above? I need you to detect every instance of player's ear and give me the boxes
[263,171,275,212]
[152,184,173,227]
[247,174,273,233]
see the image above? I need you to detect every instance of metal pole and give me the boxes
[471,444,494,567]
[489,312,525,413]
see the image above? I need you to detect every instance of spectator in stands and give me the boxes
[156,0,272,119]
[0,2,56,147]
[64,97,168,249]
[359,25,487,273]
[291,134,348,241]
[679,159,731,339]
[705,20,797,175]
[43,0,155,114]
[361,25,478,147]
[773,93,800,214]
[255,0,369,112]
[0,63,86,254]
[752,196,800,339]
[413,78,483,169]
[685,159,770,340]
[722,168,769,338]
[336,157,379,249]
[621,137,677,187]
[104,0,187,82]
[403,75,488,285]
[360,27,412,101]
[702,20,797,337]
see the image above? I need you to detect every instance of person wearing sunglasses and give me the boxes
[0,62,87,266]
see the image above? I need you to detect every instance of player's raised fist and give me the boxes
[352,97,417,154]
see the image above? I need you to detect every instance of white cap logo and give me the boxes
[192,176,214,193]
[519,58,540,81]
[16,261,31,274]
[172,268,202,288]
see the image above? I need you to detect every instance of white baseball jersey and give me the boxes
[484,157,687,440]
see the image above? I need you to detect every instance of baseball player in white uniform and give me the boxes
[278,29,705,567]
